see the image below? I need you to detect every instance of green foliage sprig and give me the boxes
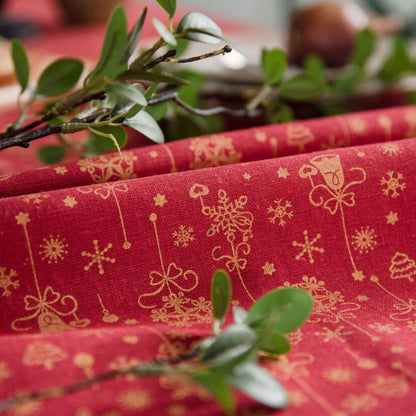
[0,270,313,415]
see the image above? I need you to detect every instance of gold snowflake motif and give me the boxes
[0,361,10,383]
[381,171,406,198]
[172,225,195,248]
[204,189,253,243]
[341,393,378,413]
[109,356,141,381]
[21,192,50,204]
[189,135,242,169]
[0,266,19,296]
[351,226,377,254]
[117,389,151,410]
[292,230,324,264]
[368,322,400,334]
[81,240,115,275]
[267,199,293,226]
[39,235,68,264]
[315,326,353,343]
[379,143,402,156]
[367,375,409,397]
[323,367,356,384]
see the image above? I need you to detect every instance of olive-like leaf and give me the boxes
[259,331,291,355]
[91,125,127,150]
[156,0,176,17]
[36,58,83,97]
[304,55,325,79]
[351,28,375,68]
[105,81,147,106]
[37,145,66,165]
[152,17,177,46]
[191,371,235,415]
[177,12,223,44]
[211,270,232,332]
[247,287,313,334]
[226,363,288,409]
[120,7,147,65]
[279,73,327,101]
[332,67,362,95]
[262,48,287,85]
[124,110,164,143]
[117,70,191,85]
[89,7,127,82]
[11,38,29,92]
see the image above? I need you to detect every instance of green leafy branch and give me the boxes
[0,269,313,415]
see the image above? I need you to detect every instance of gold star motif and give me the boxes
[352,270,366,281]
[243,173,251,180]
[262,261,276,276]
[386,211,398,225]
[277,167,289,179]
[63,196,77,208]
[153,194,167,207]
[54,166,68,175]
[15,212,30,226]
[356,295,369,302]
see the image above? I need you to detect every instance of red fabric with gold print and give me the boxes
[0,106,416,415]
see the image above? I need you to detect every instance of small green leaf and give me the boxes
[124,110,164,143]
[91,125,127,150]
[177,12,223,44]
[156,0,176,17]
[351,28,375,68]
[36,58,84,97]
[332,67,362,95]
[247,287,313,334]
[105,81,147,106]
[118,70,191,85]
[37,145,66,165]
[304,55,325,79]
[11,39,29,92]
[152,17,177,46]
[177,71,206,106]
[261,48,287,85]
[89,7,127,82]
[226,363,288,409]
[146,102,167,121]
[202,324,258,370]
[232,306,248,325]
[211,270,232,332]
[120,7,147,65]
[191,371,235,415]
[259,331,291,355]
[279,73,327,101]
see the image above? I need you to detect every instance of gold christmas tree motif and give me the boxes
[21,192,49,204]
[268,353,347,416]
[172,225,195,248]
[286,124,315,152]
[367,375,410,398]
[78,152,137,249]
[38,235,68,264]
[117,389,152,411]
[109,356,141,381]
[82,240,115,275]
[379,142,403,156]
[347,116,367,136]
[0,361,10,383]
[315,326,353,343]
[285,276,380,341]
[345,347,378,370]
[22,341,67,370]
[369,276,416,322]
[189,184,256,301]
[299,153,367,280]
[0,266,19,296]
[97,293,119,323]
[341,393,378,414]
[78,182,132,249]
[138,213,211,326]
[322,367,356,384]
[368,322,400,334]
[378,116,392,140]
[351,226,377,255]
[320,134,345,151]
[292,230,324,264]
[381,170,406,198]
[267,198,293,226]
[390,252,416,282]
[189,135,242,169]
[255,131,278,157]
[13,212,90,333]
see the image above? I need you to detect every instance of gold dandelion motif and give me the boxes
[379,143,402,157]
[172,225,195,248]
[39,235,68,264]
[351,226,377,254]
